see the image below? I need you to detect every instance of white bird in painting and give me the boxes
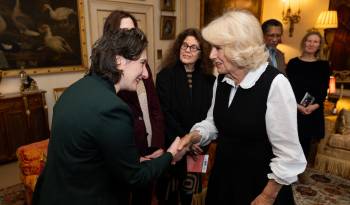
[39,24,73,54]
[43,4,75,21]
[11,0,40,36]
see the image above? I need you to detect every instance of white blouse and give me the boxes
[191,62,307,185]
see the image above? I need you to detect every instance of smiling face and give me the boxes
[179,36,201,66]
[209,45,234,75]
[117,49,148,91]
[303,34,321,56]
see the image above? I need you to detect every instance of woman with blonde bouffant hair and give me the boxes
[178,10,307,205]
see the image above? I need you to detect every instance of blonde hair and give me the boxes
[300,31,323,58]
[202,9,268,70]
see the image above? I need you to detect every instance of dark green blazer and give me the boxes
[32,74,172,205]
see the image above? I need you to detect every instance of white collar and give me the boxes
[221,62,269,89]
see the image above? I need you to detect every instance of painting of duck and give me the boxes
[0,0,86,74]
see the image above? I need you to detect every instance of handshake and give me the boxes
[167,131,202,164]
[139,131,202,164]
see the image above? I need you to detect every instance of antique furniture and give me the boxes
[0,90,49,164]
[315,110,350,179]
[16,139,49,205]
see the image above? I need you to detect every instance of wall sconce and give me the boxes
[314,10,338,60]
[282,0,301,37]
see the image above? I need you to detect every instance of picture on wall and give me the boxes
[160,16,176,40]
[328,1,350,70]
[0,0,88,77]
[200,0,263,27]
[160,0,176,11]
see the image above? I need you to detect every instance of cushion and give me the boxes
[16,139,49,175]
[335,109,350,134]
[328,133,350,151]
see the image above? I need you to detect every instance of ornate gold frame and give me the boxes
[2,0,88,77]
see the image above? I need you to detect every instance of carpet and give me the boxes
[0,184,25,205]
[292,168,350,205]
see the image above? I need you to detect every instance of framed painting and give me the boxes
[160,16,176,40]
[200,0,263,27]
[0,0,88,77]
[161,0,176,12]
[327,0,350,83]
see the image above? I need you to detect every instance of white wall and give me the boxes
[261,0,330,62]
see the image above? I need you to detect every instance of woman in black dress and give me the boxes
[179,10,307,205]
[156,28,215,205]
[286,31,331,164]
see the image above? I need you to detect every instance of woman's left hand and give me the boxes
[304,103,319,114]
[250,192,275,205]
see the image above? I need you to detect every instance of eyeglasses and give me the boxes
[180,43,201,52]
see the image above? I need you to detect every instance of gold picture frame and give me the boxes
[160,0,176,11]
[160,16,176,40]
[1,0,88,77]
[200,0,264,27]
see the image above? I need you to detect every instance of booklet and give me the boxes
[300,92,315,107]
[186,154,209,173]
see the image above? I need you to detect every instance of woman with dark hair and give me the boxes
[156,28,215,205]
[32,28,183,205]
[286,31,331,165]
[103,10,165,205]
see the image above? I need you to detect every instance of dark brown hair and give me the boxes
[88,28,148,84]
[161,28,213,74]
[103,10,138,34]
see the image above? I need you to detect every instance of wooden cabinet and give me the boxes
[0,90,49,163]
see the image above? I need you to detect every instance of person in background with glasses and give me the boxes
[156,28,215,205]
[262,19,286,74]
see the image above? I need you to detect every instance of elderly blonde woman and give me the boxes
[179,10,306,205]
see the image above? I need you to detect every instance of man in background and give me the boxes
[262,19,286,74]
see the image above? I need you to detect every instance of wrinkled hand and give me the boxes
[178,131,201,151]
[189,143,203,157]
[250,192,275,205]
[171,147,188,164]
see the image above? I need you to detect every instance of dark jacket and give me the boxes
[32,73,172,205]
[156,62,215,146]
[118,64,165,154]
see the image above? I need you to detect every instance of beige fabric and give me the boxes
[328,133,350,151]
[335,109,350,134]
[315,115,350,179]
[315,153,350,179]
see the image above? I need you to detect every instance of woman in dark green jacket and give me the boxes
[32,28,182,205]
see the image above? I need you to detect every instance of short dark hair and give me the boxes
[88,28,148,84]
[261,19,283,34]
[103,10,138,34]
[161,28,213,75]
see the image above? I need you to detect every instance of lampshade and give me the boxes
[315,10,338,29]
[329,76,336,94]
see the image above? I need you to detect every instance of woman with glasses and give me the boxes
[156,28,215,205]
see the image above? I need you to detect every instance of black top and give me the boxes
[32,74,173,205]
[156,62,215,146]
[206,66,279,204]
[286,57,330,139]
